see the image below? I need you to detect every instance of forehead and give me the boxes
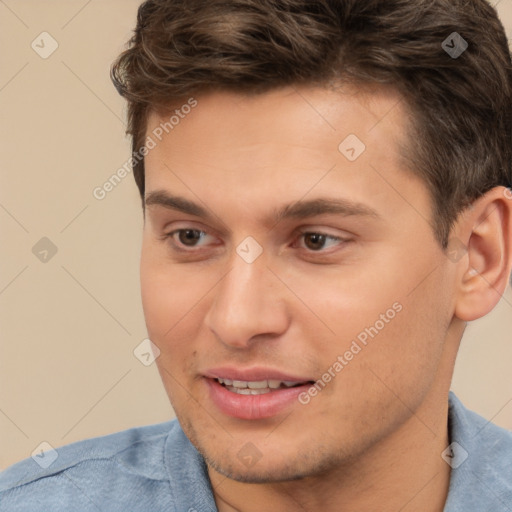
[145,85,410,176]
[142,84,429,225]
[145,84,408,150]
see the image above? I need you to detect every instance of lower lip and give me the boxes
[205,378,311,420]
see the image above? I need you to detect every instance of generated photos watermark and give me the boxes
[298,301,403,405]
[93,97,198,201]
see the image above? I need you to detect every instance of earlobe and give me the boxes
[454,187,512,322]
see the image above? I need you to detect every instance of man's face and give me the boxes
[141,85,459,481]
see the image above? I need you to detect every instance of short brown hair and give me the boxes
[111,0,512,247]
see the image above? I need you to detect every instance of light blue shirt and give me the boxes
[1,392,511,511]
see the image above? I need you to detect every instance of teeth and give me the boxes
[226,386,272,395]
[216,378,305,392]
[247,381,269,389]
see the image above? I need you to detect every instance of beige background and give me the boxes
[1,0,511,470]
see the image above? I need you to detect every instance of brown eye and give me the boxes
[177,229,204,246]
[296,231,346,253]
[303,233,328,251]
[164,228,219,253]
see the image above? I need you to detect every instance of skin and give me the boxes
[140,85,512,512]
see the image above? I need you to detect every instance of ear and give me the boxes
[453,186,512,322]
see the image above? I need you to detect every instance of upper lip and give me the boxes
[203,367,313,383]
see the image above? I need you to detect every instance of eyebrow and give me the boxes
[144,190,381,225]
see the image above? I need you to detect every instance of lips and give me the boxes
[203,367,315,419]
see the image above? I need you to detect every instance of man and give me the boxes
[1,0,511,510]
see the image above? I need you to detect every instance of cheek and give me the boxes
[349,274,449,405]
[140,244,200,337]
[288,252,450,403]
[140,243,217,375]
[140,250,206,403]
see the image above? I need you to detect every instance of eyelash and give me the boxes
[163,228,349,255]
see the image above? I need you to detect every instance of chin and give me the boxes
[174,396,381,484]
[196,432,346,484]
[205,453,328,484]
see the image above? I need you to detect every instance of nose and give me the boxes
[203,249,290,349]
